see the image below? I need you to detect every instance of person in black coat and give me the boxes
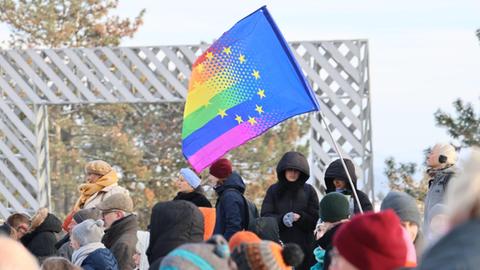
[261,151,319,270]
[209,158,248,241]
[324,158,373,214]
[21,208,62,264]
[172,168,212,207]
[146,200,204,270]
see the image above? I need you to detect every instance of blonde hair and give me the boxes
[446,147,480,222]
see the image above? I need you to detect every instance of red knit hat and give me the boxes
[209,158,232,179]
[333,210,407,270]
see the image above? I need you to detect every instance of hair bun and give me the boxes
[282,243,304,267]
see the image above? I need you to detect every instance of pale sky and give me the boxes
[113,0,480,193]
[1,0,479,194]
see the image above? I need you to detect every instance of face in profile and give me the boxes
[175,175,193,192]
[86,172,102,184]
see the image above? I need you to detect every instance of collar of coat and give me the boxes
[102,214,138,248]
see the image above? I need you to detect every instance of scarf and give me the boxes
[72,242,105,266]
[73,170,118,210]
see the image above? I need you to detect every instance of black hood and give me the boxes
[21,213,62,246]
[34,213,62,233]
[215,171,245,195]
[324,158,357,192]
[276,151,310,184]
[147,200,204,263]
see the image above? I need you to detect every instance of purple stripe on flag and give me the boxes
[187,122,258,172]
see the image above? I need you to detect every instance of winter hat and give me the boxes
[381,191,421,226]
[209,158,233,179]
[320,193,350,222]
[333,210,407,270]
[71,219,104,247]
[180,168,201,189]
[232,240,304,270]
[431,143,457,165]
[84,160,112,176]
[96,193,134,213]
[229,231,261,252]
[160,235,236,270]
[72,208,101,224]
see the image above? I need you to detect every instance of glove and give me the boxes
[283,212,295,227]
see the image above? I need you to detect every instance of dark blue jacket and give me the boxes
[82,248,119,270]
[213,172,247,240]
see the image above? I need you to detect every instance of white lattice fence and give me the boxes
[291,40,373,196]
[0,41,373,218]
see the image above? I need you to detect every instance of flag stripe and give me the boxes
[182,83,258,139]
[185,121,258,172]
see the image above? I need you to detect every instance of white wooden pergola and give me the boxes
[0,40,373,218]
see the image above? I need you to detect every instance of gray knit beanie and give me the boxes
[72,219,104,247]
[380,191,421,226]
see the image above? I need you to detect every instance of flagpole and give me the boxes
[319,111,364,214]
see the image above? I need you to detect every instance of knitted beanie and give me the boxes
[333,210,407,270]
[209,158,233,179]
[160,235,236,270]
[180,168,201,189]
[229,231,261,252]
[72,219,104,247]
[84,160,112,176]
[231,240,304,270]
[380,191,421,226]
[73,208,101,224]
[320,193,350,222]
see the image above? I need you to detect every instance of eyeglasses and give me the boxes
[101,210,119,218]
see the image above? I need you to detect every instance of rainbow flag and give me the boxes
[182,6,320,172]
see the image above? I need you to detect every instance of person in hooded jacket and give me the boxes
[423,143,457,240]
[417,147,480,270]
[146,200,204,270]
[261,151,319,270]
[172,168,212,207]
[21,208,62,264]
[381,191,424,260]
[208,158,248,241]
[324,158,373,214]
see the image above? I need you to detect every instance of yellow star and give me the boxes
[257,89,266,99]
[255,105,264,114]
[235,115,243,124]
[223,47,232,55]
[218,108,228,118]
[252,70,260,80]
[206,51,214,60]
[195,63,205,73]
[248,116,257,125]
[239,54,246,64]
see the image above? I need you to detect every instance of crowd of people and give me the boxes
[0,143,478,270]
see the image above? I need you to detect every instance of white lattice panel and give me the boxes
[0,41,373,218]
